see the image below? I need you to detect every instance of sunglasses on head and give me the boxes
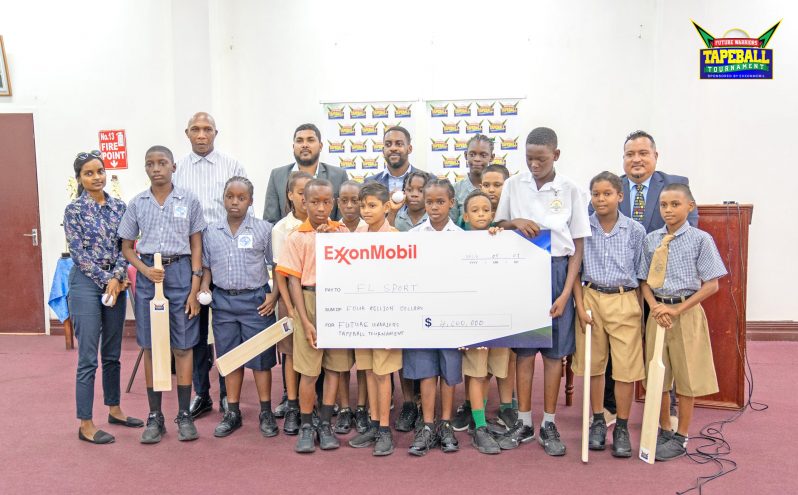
[76,150,102,161]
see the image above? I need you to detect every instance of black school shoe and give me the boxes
[589,417,607,450]
[274,394,289,418]
[537,422,565,456]
[334,407,354,434]
[189,395,213,419]
[452,403,471,432]
[408,423,438,456]
[373,429,395,456]
[496,408,519,429]
[503,420,534,445]
[78,428,115,444]
[295,424,317,453]
[437,420,460,453]
[175,411,199,441]
[395,402,418,432]
[611,423,632,458]
[259,410,279,437]
[214,410,243,437]
[141,412,166,444]
[283,407,300,435]
[655,433,687,462]
[354,406,370,434]
[657,428,675,446]
[349,423,378,448]
[472,426,501,455]
[318,422,340,450]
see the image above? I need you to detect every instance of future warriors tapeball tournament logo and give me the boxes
[692,20,781,79]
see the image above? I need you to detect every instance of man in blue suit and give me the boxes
[604,130,698,422]
[365,126,423,192]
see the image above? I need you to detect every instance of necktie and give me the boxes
[647,234,675,289]
[633,184,645,223]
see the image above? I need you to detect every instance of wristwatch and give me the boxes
[192,269,204,278]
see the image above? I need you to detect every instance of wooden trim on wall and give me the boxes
[746,321,798,342]
[49,319,137,338]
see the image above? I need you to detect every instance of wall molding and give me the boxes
[746,321,798,342]
[49,319,136,338]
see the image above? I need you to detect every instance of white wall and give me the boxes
[0,0,794,327]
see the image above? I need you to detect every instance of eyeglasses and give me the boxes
[76,150,102,160]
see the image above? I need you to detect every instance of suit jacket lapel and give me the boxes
[644,173,664,230]
[318,163,329,179]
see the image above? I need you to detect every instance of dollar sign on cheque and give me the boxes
[424,318,432,328]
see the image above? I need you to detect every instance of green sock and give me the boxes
[499,402,513,411]
[472,408,487,428]
[464,400,471,408]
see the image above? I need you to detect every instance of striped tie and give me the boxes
[633,184,645,222]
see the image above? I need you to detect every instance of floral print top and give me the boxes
[63,191,128,288]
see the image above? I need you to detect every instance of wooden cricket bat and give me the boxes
[216,317,293,377]
[581,310,592,463]
[639,324,666,464]
[150,253,172,392]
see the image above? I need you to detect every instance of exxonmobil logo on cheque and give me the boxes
[324,244,418,265]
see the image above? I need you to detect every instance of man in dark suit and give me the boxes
[263,123,349,224]
[603,130,698,421]
[365,126,422,192]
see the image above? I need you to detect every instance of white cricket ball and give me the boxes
[197,291,213,305]
[391,191,405,203]
[101,294,114,307]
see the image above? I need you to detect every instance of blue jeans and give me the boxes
[68,267,126,420]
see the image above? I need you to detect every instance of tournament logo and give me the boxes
[453,137,469,151]
[453,103,472,117]
[453,171,468,183]
[442,121,461,134]
[693,20,781,79]
[371,139,384,152]
[499,101,518,115]
[491,154,507,166]
[430,138,450,152]
[338,123,356,136]
[350,172,367,183]
[394,104,412,118]
[361,156,380,169]
[500,136,518,150]
[430,103,449,117]
[371,105,390,118]
[328,140,346,153]
[442,155,461,168]
[349,105,367,119]
[477,102,495,116]
[465,120,484,134]
[382,121,399,132]
[339,156,357,169]
[327,106,345,119]
[360,122,379,135]
[488,120,507,133]
[350,140,368,153]
[437,172,452,181]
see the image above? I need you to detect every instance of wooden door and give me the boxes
[0,113,44,333]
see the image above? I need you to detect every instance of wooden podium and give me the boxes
[637,204,753,410]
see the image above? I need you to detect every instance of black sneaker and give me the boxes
[140,412,166,444]
[349,423,378,448]
[496,407,518,429]
[311,408,320,428]
[295,424,317,453]
[504,420,535,444]
[334,407,354,434]
[175,411,199,441]
[214,410,242,438]
[318,422,340,450]
[354,406,370,434]
[408,423,438,456]
[538,422,565,456]
[589,418,607,451]
[438,420,460,453]
[657,428,675,446]
[452,403,471,432]
[472,426,501,455]
[283,407,300,435]
[274,394,289,418]
[655,433,687,461]
[332,403,340,416]
[259,410,278,438]
[395,402,418,432]
[612,423,632,458]
[373,429,395,456]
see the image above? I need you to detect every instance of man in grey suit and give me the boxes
[603,130,698,421]
[263,123,349,224]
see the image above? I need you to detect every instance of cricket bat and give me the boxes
[639,324,666,464]
[216,317,293,377]
[150,253,172,392]
[581,310,592,463]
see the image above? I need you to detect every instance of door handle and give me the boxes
[23,228,39,246]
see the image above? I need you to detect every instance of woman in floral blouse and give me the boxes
[64,151,142,444]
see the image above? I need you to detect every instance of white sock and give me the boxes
[542,412,555,427]
[518,410,532,426]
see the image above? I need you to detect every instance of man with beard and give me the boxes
[366,126,423,193]
[263,123,349,224]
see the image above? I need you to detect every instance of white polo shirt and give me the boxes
[494,170,590,256]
